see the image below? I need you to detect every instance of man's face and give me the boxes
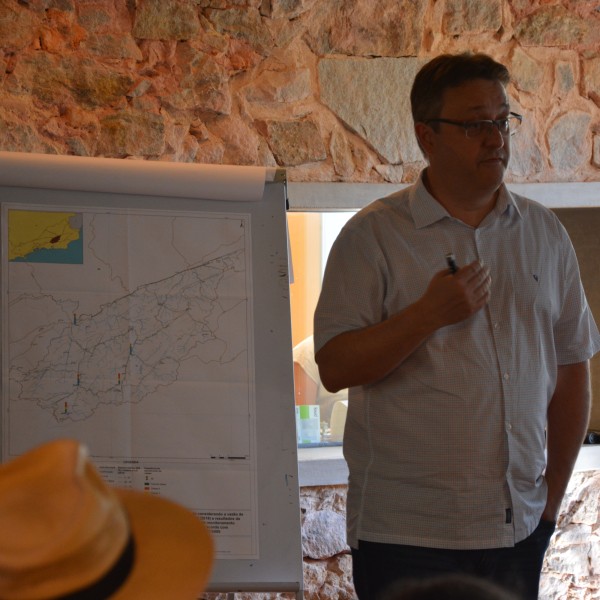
[425,78,511,197]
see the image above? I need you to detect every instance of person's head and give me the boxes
[411,53,518,202]
[411,53,510,127]
[0,439,214,599]
[383,573,520,600]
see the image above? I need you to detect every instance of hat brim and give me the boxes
[110,489,214,599]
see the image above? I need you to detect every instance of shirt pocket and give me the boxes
[512,262,556,324]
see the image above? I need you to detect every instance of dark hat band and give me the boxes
[52,535,135,600]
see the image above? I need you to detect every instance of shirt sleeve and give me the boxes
[313,216,388,354]
[553,221,600,364]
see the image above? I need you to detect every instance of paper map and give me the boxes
[2,205,258,558]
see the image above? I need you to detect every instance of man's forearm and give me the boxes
[314,299,440,392]
[543,361,591,521]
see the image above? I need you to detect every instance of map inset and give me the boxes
[8,210,83,264]
[5,207,253,461]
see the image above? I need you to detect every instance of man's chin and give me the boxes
[479,159,506,180]
[474,164,506,195]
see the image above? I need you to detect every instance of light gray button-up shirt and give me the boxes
[314,174,600,550]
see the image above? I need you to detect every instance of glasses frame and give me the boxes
[425,111,523,138]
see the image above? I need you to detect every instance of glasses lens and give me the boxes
[465,122,485,138]
[508,115,521,135]
[462,115,522,138]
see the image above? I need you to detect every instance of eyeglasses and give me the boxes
[425,112,523,138]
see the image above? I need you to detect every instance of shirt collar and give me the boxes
[409,170,521,229]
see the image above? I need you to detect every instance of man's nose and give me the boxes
[484,124,505,147]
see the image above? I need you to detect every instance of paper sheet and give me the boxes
[0,151,268,202]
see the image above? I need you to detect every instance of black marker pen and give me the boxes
[446,252,458,274]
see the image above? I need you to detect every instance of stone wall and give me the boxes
[199,473,600,599]
[1,0,599,184]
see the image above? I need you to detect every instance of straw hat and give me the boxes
[0,439,214,599]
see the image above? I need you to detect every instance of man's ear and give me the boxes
[414,122,434,159]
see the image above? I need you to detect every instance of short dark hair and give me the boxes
[411,53,510,125]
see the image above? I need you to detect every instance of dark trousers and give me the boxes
[351,519,556,600]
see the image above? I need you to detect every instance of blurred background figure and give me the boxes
[293,334,348,441]
[0,439,214,599]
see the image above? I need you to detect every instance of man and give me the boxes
[313,53,600,600]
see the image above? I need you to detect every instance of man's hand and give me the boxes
[419,260,492,329]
